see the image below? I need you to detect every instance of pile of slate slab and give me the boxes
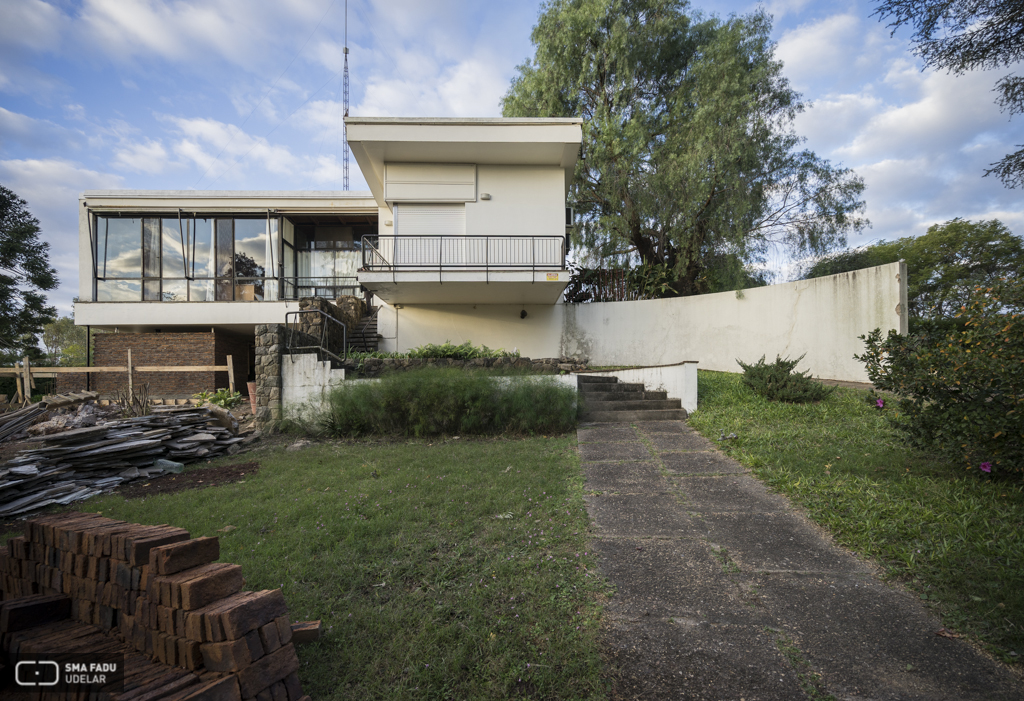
[0,406,244,517]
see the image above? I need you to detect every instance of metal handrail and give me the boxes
[361,235,566,272]
[284,309,347,365]
[360,236,391,270]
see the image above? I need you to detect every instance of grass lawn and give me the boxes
[688,370,1024,663]
[2,435,608,700]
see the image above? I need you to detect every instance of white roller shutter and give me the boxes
[395,204,466,236]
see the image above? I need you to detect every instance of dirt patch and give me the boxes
[116,461,260,500]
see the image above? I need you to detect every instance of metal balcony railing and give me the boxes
[361,235,566,274]
[281,277,360,300]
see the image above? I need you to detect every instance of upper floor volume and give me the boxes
[76,117,584,332]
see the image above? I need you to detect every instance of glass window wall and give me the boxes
[94,215,283,302]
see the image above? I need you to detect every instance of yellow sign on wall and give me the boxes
[546,272,559,281]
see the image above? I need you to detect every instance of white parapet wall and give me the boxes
[377,262,907,383]
[576,362,698,413]
[281,354,346,421]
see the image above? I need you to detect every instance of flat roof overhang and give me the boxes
[345,117,583,207]
[358,270,570,305]
[80,190,379,214]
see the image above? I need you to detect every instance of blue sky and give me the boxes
[1,0,1020,313]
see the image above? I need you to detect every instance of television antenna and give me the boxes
[343,0,350,190]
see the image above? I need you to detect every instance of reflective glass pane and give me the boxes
[216,219,234,278]
[190,279,215,301]
[98,218,141,278]
[161,280,188,301]
[191,218,214,278]
[216,280,233,301]
[161,218,187,279]
[97,280,141,301]
[143,218,160,278]
[143,279,161,301]
[233,219,266,277]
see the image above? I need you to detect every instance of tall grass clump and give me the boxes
[315,368,576,437]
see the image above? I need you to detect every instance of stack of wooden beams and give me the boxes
[0,512,309,701]
[0,406,245,517]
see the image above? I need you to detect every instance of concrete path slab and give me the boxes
[583,460,662,492]
[661,451,747,475]
[586,493,703,538]
[671,475,790,513]
[578,426,641,443]
[579,421,1024,700]
[579,442,652,462]
[602,615,807,700]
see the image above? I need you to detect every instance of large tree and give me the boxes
[502,0,868,296]
[804,218,1024,327]
[873,0,1024,188]
[42,314,88,367]
[0,185,57,352]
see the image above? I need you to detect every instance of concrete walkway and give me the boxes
[579,420,1023,701]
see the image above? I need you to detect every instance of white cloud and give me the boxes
[165,116,304,186]
[113,138,169,174]
[0,159,123,312]
[0,107,82,152]
[76,0,330,69]
[356,56,506,117]
[0,0,65,53]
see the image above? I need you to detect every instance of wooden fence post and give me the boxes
[14,362,24,405]
[226,355,235,394]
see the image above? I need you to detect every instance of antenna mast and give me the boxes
[342,0,350,190]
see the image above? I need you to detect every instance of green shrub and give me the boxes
[193,388,244,410]
[737,354,835,403]
[856,278,1023,477]
[315,368,576,437]
[347,340,518,362]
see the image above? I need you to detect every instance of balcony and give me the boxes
[357,235,570,305]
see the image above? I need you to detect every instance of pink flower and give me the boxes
[980,462,992,473]
[875,398,885,408]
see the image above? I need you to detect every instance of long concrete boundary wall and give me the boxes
[378,262,907,383]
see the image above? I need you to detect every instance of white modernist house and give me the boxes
[75,117,582,337]
[74,115,904,397]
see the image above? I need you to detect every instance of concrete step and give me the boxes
[579,382,644,393]
[577,376,618,385]
[581,399,682,412]
[582,390,667,402]
[580,409,689,422]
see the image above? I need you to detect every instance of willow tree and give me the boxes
[502,0,868,295]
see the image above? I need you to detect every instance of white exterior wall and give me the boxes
[377,262,907,383]
[465,165,565,236]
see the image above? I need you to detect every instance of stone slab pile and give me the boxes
[0,406,244,517]
[0,512,310,701]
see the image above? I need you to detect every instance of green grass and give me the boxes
[688,370,1024,663]
[2,436,608,699]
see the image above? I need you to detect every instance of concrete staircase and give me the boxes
[577,375,688,422]
[348,308,380,353]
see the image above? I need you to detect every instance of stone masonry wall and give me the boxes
[254,324,285,430]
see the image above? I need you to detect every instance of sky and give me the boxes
[0,0,1020,314]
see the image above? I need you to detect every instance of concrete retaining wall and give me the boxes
[377,262,907,383]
